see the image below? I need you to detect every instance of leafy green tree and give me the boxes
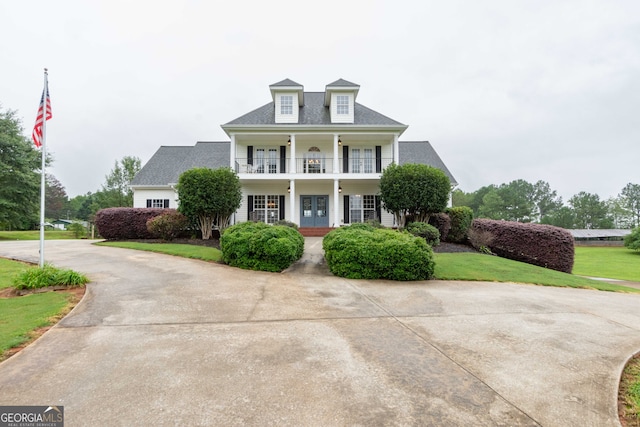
[0,107,42,230]
[624,227,640,251]
[177,167,242,239]
[606,196,634,229]
[532,180,563,221]
[620,183,640,228]
[68,192,98,221]
[497,179,536,222]
[452,189,474,208]
[100,156,142,207]
[379,163,451,227]
[569,191,613,229]
[541,206,576,229]
[478,189,505,220]
[45,174,69,219]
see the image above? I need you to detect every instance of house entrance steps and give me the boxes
[298,227,334,237]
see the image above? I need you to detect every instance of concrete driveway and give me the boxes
[0,239,639,426]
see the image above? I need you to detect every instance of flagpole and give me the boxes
[39,69,48,268]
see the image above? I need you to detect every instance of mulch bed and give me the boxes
[433,242,478,253]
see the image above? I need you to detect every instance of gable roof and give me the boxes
[326,78,359,87]
[223,92,405,128]
[399,141,458,185]
[270,78,303,87]
[130,142,230,186]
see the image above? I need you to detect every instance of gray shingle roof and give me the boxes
[399,141,458,185]
[131,141,230,186]
[326,78,359,88]
[224,92,404,127]
[270,78,303,87]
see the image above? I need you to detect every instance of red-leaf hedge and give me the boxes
[471,219,574,273]
[95,208,174,239]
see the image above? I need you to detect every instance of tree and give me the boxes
[478,189,505,220]
[451,189,474,208]
[569,192,613,229]
[624,227,640,251]
[621,183,640,228]
[541,206,576,229]
[379,163,451,227]
[176,167,242,239]
[532,180,563,221]
[497,179,536,222]
[0,107,42,229]
[45,174,69,219]
[100,156,142,207]
[606,196,634,229]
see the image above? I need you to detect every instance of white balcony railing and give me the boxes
[234,158,394,174]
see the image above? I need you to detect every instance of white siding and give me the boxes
[274,93,299,123]
[133,188,178,208]
[330,92,354,123]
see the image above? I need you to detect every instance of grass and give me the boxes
[573,246,640,282]
[0,292,70,356]
[434,252,640,293]
[96,241,223,262]
[0,230,84,241]
[0,258,31,290]
[620,354,640,425]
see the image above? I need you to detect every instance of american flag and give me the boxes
[32,87,52,148]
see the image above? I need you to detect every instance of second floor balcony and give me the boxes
[234,157,394,175]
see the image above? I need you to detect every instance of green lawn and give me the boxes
[433,252,640,293]
[0,258,32,290]
[96,241,223,262]
[0,230,82,241]
[573,246,640,282]
[0,292,70,355]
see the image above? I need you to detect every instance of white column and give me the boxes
[229,133,236,172]
[333,134,339,174]
[289,179,296,224]
[393,133,399,165]
[290,134,296,174]
[333,179,340,228]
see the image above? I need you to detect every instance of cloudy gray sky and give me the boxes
[2,0,639,202]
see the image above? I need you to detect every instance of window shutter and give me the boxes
[280,146,286,173]
[343,195,350,223]
[248,146,253,165]
[146,199,152,208]
[279,195,285,220]
[342,146,349,173]
[164,199,170,208]
[375,146,382,173]
[375,196,381,221]
[248,195,254,220]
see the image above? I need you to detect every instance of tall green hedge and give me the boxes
[323,224,435,281]
[446,206,473,243]
[220,222,304,272]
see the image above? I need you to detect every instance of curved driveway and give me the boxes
[0,239,639,426]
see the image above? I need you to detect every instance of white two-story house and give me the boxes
[131,79,457,235]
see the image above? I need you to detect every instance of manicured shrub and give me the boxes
[624,227,640,251]
[446,206,473,243]
[428,212,451,242]
[471,219,574,273]
[273,219,299,230]
[220,222,304,272]
[95,208,173,240]
[147,211,189,241]
[405,222,440,247]
[323,224,435,281]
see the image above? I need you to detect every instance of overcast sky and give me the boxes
[2,0,639,202]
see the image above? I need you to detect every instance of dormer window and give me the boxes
[336,95,349,115]
[281,95,293,115]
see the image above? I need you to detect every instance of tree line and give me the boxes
[453,179,640,229]
[0,105,141,230]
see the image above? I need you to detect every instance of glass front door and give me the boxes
[300,195,329,227]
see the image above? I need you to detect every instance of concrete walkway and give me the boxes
[0,239,639,426]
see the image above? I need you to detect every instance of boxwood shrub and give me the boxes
[220,221,304,272]
[471,218,574,273]
[95,208,174,239]
[323,223,435,281]
[405,222,440,247]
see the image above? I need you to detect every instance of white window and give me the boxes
[281,95,293,115]
[349,195,376,223]
[336,95,349,115]
[147,199,169,208]
[253,195,280,224]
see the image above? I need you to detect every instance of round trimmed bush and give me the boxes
[323,224,435,281]
[405,222,440,246]
[220,222,304,272]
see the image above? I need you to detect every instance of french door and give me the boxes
[300,195,329,227]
